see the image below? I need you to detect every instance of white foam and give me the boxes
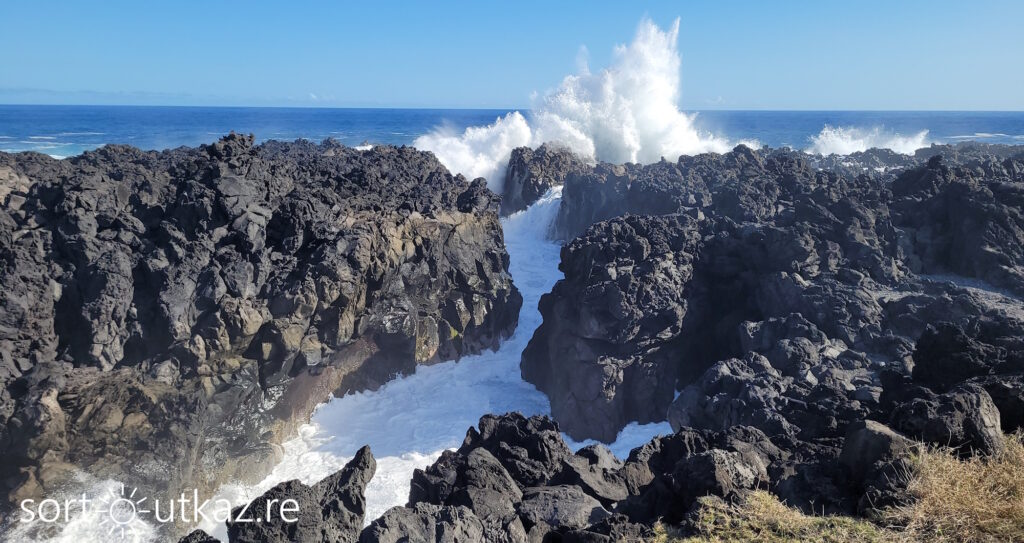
[412,112,532,186]
[193,187,668,540]
[807,125,930,155]
[414,18,731,192]
[4,478,159,543]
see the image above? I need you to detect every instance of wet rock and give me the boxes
[501,144,587,215]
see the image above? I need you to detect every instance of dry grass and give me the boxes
[881,432,1024,542]
[651,491,892,543]
[650,433,1024,542]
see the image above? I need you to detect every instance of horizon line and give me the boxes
[2,103,1024,113]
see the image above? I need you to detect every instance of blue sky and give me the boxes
[1,0,1021,110]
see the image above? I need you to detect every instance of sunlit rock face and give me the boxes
[0,134,522,512]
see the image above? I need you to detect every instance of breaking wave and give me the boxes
[414,18,731,191]
[807,124,930,155]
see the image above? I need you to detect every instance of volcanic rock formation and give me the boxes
[523,144,1024,452]
[0,135,522,511]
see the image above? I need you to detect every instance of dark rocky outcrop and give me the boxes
[360,503,486,543]
[891,155,1024,296]
[889,384,1005,456]
[227,446,375,543]
[500,144,586,216]
[521,214,704,441]
[0,135,522,514]
[366,415,790,541]
[177,530,222,543]
[516,143,1024,531]
[524,144,1024,454]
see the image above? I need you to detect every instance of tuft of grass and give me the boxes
[881,432,1024,543]
[651,491,892,543]
[648,433,1024,543]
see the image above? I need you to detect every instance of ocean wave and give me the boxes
[27,136,57,140]
[414,18,730,192]
[948,132,1016,140]
[807,125,930,155]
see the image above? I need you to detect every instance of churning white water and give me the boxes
[6,189,671,543]
[195,188,671,540]
[413,18,733,192]
[807,124,931,155]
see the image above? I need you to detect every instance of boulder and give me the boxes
[359,503,485,543]
[517,485,611,531]
[457,413,572,487]
[890,385,1005,455]
[839,420,912,481]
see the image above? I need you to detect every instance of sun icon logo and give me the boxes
[96,483,151,540]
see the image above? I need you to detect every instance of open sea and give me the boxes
[2,105,1023,159]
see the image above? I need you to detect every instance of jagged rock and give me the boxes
[553,445,628,506]
[912,322,1008,390]
[0,136,522,509]
[672,449,761,505]
[616,427,778,524]
[408,448,526,543]
[501,144,586,215]
[530,142,1024,451]
[839,420,912,482]
[457,413,572,487]
[522,214,704,441]
[226,445,375,543]
[839,420,914,513]
[890,384,1005,455]
[559,514,655,543]
[360,502,486,543]
[892,154,1024,295]
[518,485,611,531]
[972,374,1024,432]
[177,530,221,543]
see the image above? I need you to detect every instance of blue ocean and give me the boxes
[2,105,1023,159]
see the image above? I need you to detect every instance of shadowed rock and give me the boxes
[226,446,376,543]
